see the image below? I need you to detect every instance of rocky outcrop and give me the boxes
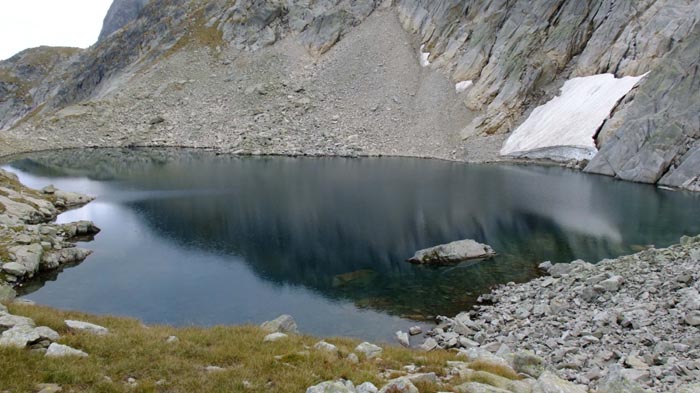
[0,168,99,288]
[394,0,700,187]
[98,0,149,41]
[0,47,80,130]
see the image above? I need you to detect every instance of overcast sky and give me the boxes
[0,0,113,61]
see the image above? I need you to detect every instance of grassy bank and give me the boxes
[0,303,495,392]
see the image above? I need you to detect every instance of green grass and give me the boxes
[0,304,469,392]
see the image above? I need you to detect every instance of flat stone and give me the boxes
[408,326,422,335]
[454,382,511,393]
[260,314,298,334]
[406,373,437,384]
[306,379,355,393]
[34,326,60,341]
[45,343,88,358]
[314,340,339,354]
[65,320,109,335]
[0,325,40,347]
[0,313,35,330]
[37,384,62,393]
[599,276,623,292]
[534,371,587,393]
[378,378,419,393]
[355,341,382,358]
[263,332,288,342]
[419,337,438,352]
[2,262,28,276]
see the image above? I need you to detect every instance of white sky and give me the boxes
[0,0,113,61]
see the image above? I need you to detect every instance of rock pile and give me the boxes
[424,235,700,392]
[0,303,95,357]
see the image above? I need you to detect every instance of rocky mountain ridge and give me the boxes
[0,0,698,190]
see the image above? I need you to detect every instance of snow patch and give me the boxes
[500,73,647,162]
[455,80,473,93]
[419,45,431,67]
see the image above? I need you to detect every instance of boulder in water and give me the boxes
[408,239,495,265]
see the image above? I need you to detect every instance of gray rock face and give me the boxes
[586,22,700,190]
[396,0,700,188]
[408,239,495,265]
[98,0,149,41]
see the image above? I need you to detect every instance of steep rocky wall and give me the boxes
[394,0,700,189]
[0,47,81,130]
[98,0,149,41]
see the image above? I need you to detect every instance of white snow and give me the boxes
[455,80,473,93]
[419,45,431,67]
[500,73,647,161]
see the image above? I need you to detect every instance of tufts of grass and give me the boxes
[0,304,463,392]
[468,360,522,380]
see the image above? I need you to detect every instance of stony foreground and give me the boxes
[425,235,700,392]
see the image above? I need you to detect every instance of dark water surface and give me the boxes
[3,148,700,341]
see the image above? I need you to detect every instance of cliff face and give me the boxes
[395,0,700,188]
[0,0,698,190]
[98,0,149,41]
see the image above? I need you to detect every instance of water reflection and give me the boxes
[4,148,700,340]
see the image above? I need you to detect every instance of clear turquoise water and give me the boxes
[4,148,700,341]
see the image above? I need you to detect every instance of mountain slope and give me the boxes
[0,0,698,190]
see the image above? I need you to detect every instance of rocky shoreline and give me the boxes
[423,235,700,392]
[0,168,99,302]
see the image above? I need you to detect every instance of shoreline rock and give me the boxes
[0,168,99,291]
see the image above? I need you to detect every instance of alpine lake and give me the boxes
[3,148,700,341]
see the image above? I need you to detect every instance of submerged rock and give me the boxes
[408,239,495,265]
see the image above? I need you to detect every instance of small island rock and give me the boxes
[408,239,495,265]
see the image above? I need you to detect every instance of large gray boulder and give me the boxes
[408,239,495,265]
